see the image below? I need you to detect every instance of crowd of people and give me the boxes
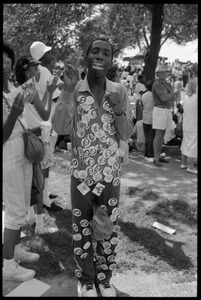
[3,37,197,296]
[117,59,197,173]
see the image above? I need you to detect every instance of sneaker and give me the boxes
[180,164,188,169]
[145,157,154,162]
[3,261,36,281]
[14,247,40,263]
[159,157,169,163]
[78,282,98,297]
[153,159,163,167]
[35,225,59,235]
[187,168,197,174]
[99,283,116,297]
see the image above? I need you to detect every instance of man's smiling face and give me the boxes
[86,39,113,78]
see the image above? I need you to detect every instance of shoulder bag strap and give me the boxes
[3,93,27,131]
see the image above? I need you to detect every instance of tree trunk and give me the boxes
[143,4,164,83]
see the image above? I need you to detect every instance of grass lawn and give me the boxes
[20,155,197,284]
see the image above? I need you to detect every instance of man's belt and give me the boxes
[155,105,171,109]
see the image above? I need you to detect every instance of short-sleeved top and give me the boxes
[152,79,175,107]
[135,82,146,100]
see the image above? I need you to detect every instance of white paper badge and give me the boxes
[77,181,91,195]
[92,182,105,196]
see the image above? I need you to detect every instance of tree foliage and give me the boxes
[3,3,198,78]
[3,3,94,61]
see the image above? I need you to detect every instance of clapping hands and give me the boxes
[62,54,80,91]
[11,92,24,117]
[47,75,60,94]
[63,64,79,91]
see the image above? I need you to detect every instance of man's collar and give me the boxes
[78,77,118,94]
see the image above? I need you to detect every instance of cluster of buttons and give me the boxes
[73,195,120,280]
[70,94,125,186]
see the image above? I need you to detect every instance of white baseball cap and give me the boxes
[30,41,52,60]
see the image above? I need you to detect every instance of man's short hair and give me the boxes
[86,38,114,61]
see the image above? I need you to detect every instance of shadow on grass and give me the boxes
[146,197,197,227]
[21,208,75,279]
[118,218,194,272]
[125,186,197,227]
[21,196,196,280]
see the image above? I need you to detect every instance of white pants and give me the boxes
[3,135,32,230]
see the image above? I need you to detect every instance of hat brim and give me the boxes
[44,46,52,55]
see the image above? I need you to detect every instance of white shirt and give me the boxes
[34,65,61,122]
[141,91,154,124]
[135,82,146,100]
[121,71,129,80]
[126,74,134,89]
[35,65,61,101]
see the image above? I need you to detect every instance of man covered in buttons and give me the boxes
[52,38,134,297]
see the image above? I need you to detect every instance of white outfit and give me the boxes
[135,82,146,100]
[133,120,145,152]
[36,65,60,120]
[3,90,32,230]
[126,74,134,90]
[121,71,129,80]
[120,79,127,88]
[141,91,154,124]
[180,93,197,158]
[164,120,176,144]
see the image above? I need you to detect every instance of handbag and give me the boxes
[90,203,114,241]
[30,163,44,206]
[3,95,45,164]
[22,129,45,164]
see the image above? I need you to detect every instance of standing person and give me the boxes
[29,41,62,211]
[106,65,132,166]
[152,65,177,167]
[3,42,39,281]
[15,56,61,233]
[182,66,189,89]
[53,60,64,78]
[52,38,134,297]
[135,74,147,122]
[141,80,155,161]
[120,66,129,81]
[174,76,182,106]
[52,60,70,153]
[133,68,141,90]
[180,77,197,174]
[126,71,134,95]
